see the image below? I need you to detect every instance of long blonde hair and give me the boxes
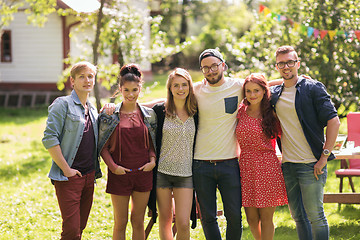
[165,68,197,118]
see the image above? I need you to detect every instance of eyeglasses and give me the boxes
[200,62,222,74]
[276,60,298,69]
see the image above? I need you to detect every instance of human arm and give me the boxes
[139,155,156,171]
[268,79,283,86]
[314,116,340,180]
[139,126,156,171]
[141,98,166,108]
[100,134,131,175]
[47,145,82,177]
[42,98,81,178]
[100,98,166,115]
[100,103,116,115]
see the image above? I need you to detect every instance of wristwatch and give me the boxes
[323,149,331,156]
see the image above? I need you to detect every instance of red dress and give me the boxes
[236,104,288,208]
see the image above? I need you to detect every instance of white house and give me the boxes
[0,0,160,107]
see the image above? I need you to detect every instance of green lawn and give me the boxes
[0,77,359,239]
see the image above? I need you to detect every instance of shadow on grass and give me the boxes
[0,107,48,124]
[329,222,360,239]
[338,205,360,220]
[0,142,50,181]
[274,226,298,239]
[0,157,49,181]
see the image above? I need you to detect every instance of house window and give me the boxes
[1,30,12,62]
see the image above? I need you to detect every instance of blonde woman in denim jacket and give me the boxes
[98,64,157,240]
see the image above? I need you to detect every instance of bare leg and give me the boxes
[111,194,130,240]
[173,188,193,240]
[130,191,151,240]
[245,207,261,240]
[157,187,174,240]
[259,207,276,240]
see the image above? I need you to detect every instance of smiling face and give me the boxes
[200,56,225,86]
[70,67,95,95]
[170,76,189,102]
[244,81,265,106]
[276,51,300,82]
[120,81,141,104]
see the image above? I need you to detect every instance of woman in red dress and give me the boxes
[235,73,288,240]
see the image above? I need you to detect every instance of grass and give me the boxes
[0,73,359,239]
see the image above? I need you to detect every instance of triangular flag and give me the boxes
[287,18,294,26]
[355,30,360,41]
[259,4,265,13]
[280,15,287,21]
[264,7,271,17]
[344,32,349,38]
[271,12,277,19]
[313,29,319,38]
[328,30,337,41]
[293,22,300,31]
[277,14,281,21]
[307,27,314,38]
[300,25,307,34]
[336,30,344,36]
[320,30,328,39]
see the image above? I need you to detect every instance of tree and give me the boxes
[284,0,360,116]
[226,0,360,116]
[156,0,254,69]
[92,0,106,111]
[58,0,191,109]
[0,0,57,29]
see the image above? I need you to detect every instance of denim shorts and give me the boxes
[156,172,193,189]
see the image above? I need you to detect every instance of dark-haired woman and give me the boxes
[98,64,157,240]
[235,73,287,240]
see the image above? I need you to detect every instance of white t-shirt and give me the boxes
[275,84,317,163]
[194,77,243,160]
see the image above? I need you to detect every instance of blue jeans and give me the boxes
[282,162,329,240]
[193,159,242,240]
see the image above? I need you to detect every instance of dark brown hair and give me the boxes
[275,45,298,59]
[243,73,280,139]
[119,63,143,86]
[112,64,143,98]
[165,68,197,117]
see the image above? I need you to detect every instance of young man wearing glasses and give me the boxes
[192,49,243,240]
[271,46,340,240]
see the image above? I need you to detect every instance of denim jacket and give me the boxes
[97,103,157,157]
[42,90,102,181]
[270,75,338,161]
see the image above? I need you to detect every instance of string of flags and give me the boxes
[259,4,360,41]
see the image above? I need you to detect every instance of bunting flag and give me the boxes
[314,29,319,38]
[355,31,360,41]
[328,30,337,41]
[258,4,360,42]
[320,30,328,39]
[259,5,265,13]
[263,7,271,17]
[293,22,300,31]
[307,27,314,38]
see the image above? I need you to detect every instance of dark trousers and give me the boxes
[54,171,95,240]
[193,159,242,240]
